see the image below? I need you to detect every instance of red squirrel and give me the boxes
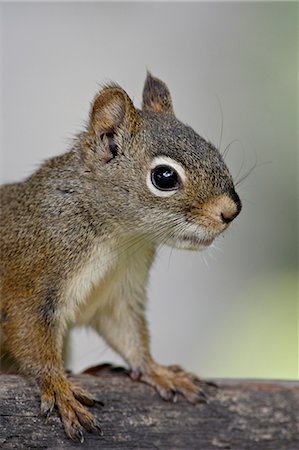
[0,73,241,441]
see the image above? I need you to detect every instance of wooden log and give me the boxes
[0,364,298,449]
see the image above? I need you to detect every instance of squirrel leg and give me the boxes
[94,298,211,405]
[3,304,102,442]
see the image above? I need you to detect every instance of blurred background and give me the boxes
[1,2,298,379]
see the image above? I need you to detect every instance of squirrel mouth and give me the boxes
[179,234,214,248]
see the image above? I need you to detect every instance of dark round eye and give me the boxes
[151,165,180,191]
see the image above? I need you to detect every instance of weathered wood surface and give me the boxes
[1,365,298,449]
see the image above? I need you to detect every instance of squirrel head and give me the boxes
[82,72,242,250]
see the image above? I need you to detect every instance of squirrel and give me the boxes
[0,73,242,442]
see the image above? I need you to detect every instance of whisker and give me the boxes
[167,245,175,270]
[222,139,240,160]
[236,159,271,187]
[201,251,209,269]
[235,162,257,187]
[216,95,224,151]
[233,140,247,183]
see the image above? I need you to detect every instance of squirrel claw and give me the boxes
[40,395,55,423]
[160,388,176,402]
[41,409,53,424]
[192,375,219,390]
[197,388,208,399]
[94,399,105,407]
[205,380,219,389]
[69,427,84,443]
[72,385,100,407]
[65,423,84,443]
[172,391,178,403]
[77,429,85,444]
[196,389,208,404]
[94,418,104,436]
[44,410,52,423]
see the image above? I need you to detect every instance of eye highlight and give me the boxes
[146,156,186,198]
[151,165,179,191]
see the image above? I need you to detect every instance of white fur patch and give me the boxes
[165,221,214,250]
[62,237,154,330]
[62,240,119,325]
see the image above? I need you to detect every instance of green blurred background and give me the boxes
[1,2,298,379]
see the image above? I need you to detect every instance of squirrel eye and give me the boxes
[151,165,180,191]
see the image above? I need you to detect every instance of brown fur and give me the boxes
[0,73,241,442]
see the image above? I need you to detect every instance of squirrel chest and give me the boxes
[64,237,155,328]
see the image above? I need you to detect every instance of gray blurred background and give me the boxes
[1,2,298,379]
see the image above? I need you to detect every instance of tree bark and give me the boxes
[1,364,298,449]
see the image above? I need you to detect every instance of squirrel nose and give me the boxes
[221,210,238,224]
[220,191,242,224]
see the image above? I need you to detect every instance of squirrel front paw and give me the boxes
[133,363,216,404]
[40,376,103,442]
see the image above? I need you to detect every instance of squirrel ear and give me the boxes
[142,72,174,115]
[90,85,139,137]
